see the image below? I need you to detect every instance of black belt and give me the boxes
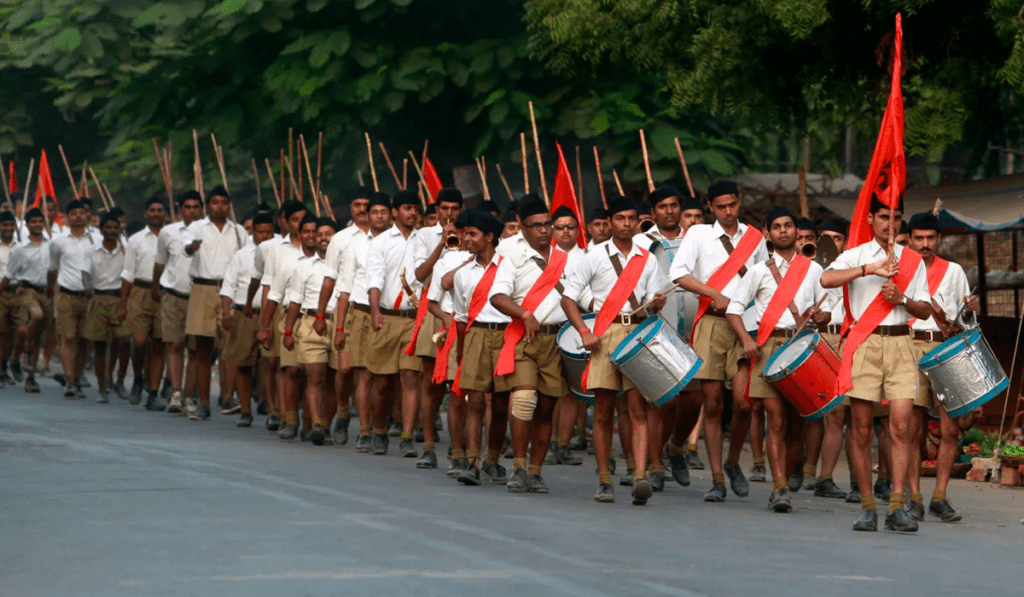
[94,289,120,297]
[353,303,370,314]
[59,286,87,297]
[703,307,727,318]
[192,277,222,287]
[234,304,259,314]
[1,284,17,293]
[914,330,945,342]
[132,279,153,289]
[767,328,800,339]
[304,309,332,318]
[826,323,843,335]
[871,324,910,337]
[538,324,562,335]
[25,283,46,294]
[380,307,417,319]
[161,286,189,300]
[470,321,508,331]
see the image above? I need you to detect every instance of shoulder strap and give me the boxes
[530,256,565,295]
[721,236,748,277]
[606,245,640,310]
[765,259,801,320]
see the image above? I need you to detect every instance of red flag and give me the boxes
[848,13,905,249]
[550,142,587,250]
[8,161,16,194]
[34,149,57,208]
[422,156,443,203]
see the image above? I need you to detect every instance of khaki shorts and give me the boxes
[0,289,27,332]
[414,311,441,359]
[18,287,52,321]
[223,308,259,367]
[83,295,130,341]
[585,322,636,393]
[823,332,841,352]
[56,291,91,337]
[160,290,190,344]
[366,314,422,375]
[843,334,919,403]
[277,309,300,369]
[297,314,331,365]
[747,336,789,400]
[503,331,566,397]
[458,326,510,393]
[330,308,342,367]
[346,307,372,369]
[185,283,222,338]
[692,314,743,381]
[260,307,283,359]
[913,339,942,408]
[126,286,162,339]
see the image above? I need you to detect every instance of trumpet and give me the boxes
[765,239,774,256]
[445,231,461,249]
[639,219,655,233]
[800,241,816,259]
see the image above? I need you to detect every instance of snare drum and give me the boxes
[918,327,1008,418]
[557,313,596,403]
[610,316,702,406]
[762,329,844,421]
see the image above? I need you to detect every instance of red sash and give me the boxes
[403,283,431,356]
[908,256,948,326]
[451,257,503,396]
[433,316,456,384]
[689,225,764,342]
[835,247,922,396]
[581,246,650,391]
[392,291,404,311]
[494,249,568,376]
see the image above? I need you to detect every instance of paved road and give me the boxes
[2,376,1022,597]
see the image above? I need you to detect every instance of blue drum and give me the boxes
[610,316,702,406]
[918,327,1008,418]
[557,313,596,403]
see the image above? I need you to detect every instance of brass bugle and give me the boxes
[639,219,655,233]
[800,241,816,259]
[445,231,460,249]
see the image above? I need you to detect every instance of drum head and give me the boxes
[763,330,817,380]
[919,329,976,369]
[610,317,660,365]
[557,313,596,356]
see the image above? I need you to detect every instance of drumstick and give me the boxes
[793,295,830,336]
[627,281,685,317]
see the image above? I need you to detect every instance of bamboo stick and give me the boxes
[280,149,286,202]
[39,173,52,238]
[192,129,205,199]
[612,169,625,196]
[299,134,320,217]
[528,102,548,205]
[520,132,529,194]
[316,131,323,200]
[673,138,695,197]
[283,152,301,201]
[407,151,432,203]
[288,128,294,200]
[88,168,111,211]
[356,170,365,188]
[378,142,403,190]
[80,160,89,198]
[251,159,262,205]
[639,129,655,192]
[58,144,79,198]
[153,139,174,209]
[475,157,490,201]
[365,133,379,192]
[209,134,242,245]
[165,144,176,221]
[495,163,515,202]
[0,158,12,205]
[102,183,116,209]
[593,146,608,209]
[402,159,408,191]
[20,158,35,225]
[264,158,282,207]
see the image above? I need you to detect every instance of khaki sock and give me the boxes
[712,472,726,485]
[633,468,646,482]
[452,448,466,461]
[485,448,499,466]
[650,462,665,475]
[860,493,877,512]
[888,491,905,515]
[267,402,278,417]
[773,476,787,491]
[283,411,298,425]
[373,427,386,435]
[400,431,413,441]
[687,442,698,452]
[528,464,542,476]
[359,425,371,435]
[598,471,613,485]
[423,441,435,451]
[466,449,481,466]
[909,492,923,504]
[752,456,765,467]
[626,458,635,471]
[557,438,569,448]
[932,488,947,502]
[725,456,739,468]
[817,474,832,483]
[513,457,527,470]
[669,442,686,457]
[877,470,889,481]
[803,462,816,476]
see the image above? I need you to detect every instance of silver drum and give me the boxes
[557,313,596,403]
[610,316,703,406]
[649,239,697,340]
[918,327,1008,418]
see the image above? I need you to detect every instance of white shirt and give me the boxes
[646,225,683,242]
[324,224,366,282]
[496,230,528,257]
[0,239,15,275]
[427,249,471,314]
[286,252,337,312]
[826,240,929,325]
[260,237,302,305]
[726,253,827,329]
[4,238,49,288]
[669,221,769,300]
[366,224,420,311]
[338,229,377,307]
[563,245,594,310]
[453,254,511,324]
[121,226,161,284]
[911,259,970,332]
[91,242,125,291]
[49,230,96,291]
[155,221,193,294]
[410,223,444,283]
[490,245,568,326]
[562,239,662,315]
[183,217,244,280]
[220,242,258,307]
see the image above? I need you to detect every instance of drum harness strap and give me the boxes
[721,236,749,277]
[766,258,808,332]
[607,245,640,312]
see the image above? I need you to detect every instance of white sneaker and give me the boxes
[183,397,197,417]
[166,391,183,414]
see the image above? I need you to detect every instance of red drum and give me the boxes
[761,329,844,421]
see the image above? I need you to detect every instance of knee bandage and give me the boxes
[510,389,538,421]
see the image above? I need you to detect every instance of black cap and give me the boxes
[794,217,816,232]
[423,203,436,216]
[607,196,637,217]
[478,200,500,214]
[898,220,909,235]
[465,209,503,238]
[67,200,85,213]
[765,205,795,229]
[281,200,307,219]
[316,217,339,232]
[391,190,419,208]
[24,208,44,222]
[518,200,548,221]
[707,180,739,201]
[100,211,120,226]
[176,190,202,205]
[0,211,16,223]
[253,213,275,226]
[502,211,518,224]
[518,193,542,211]
[589,207,609,220]
[648,185,681,207]
[908,212,939,233]
[552,206,577,222]
[435,188,463,206]
[349,186,373,202]
[299,213,318,229]
[367,192,390,209]
[206,184,230,202]
[145,196,166,210]
[679,196,702,211]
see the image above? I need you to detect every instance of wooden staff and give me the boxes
[402,158,409,191]
[673,137,695,197]
[57,145,79,198]
[520,132,530,194]
[321,192,336,221]
[299,134,320,217]
[421,140,429,175]
[639,129,655,192]
[288,128,294,200]
[407,151,433,204]
[475,157,490,201]
[494,163,515,202]
[251,159,262,205]
[283,151,301,201]
[280,149,286,202]
[365,133,379,192]
[80,160,89,198]
[356,170,365,187]
[378,142,403,190]
[575,145,585,216]
[88,168,111,210]
[102,183,116,209]
[528,101,548,205]
[165,143,176,221]
[209,134,242,246]
[0,158,12,205]
[153,138,174,209]
[316,131,323,200]
[612,169,625,195]
[593,146,608,209]
[192,130,205,217]
[20,158,35,225]
[38,173,52,238]
[264,158,283,207]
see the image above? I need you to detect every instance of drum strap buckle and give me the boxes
[617,313,634,326]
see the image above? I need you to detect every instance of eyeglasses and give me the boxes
[523,221,554,231]
[553,224,578,232]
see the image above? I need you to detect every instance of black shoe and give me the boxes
[10,361,24,383]
[725,465,749,497]
[649,472,665,492]
[387,422,402,437]
[608,457,616,476]
[330,418,350,446]
[299,428,311,442]
[457,464,481,486]
[788,463,803,492]
[160,377,172,400]
[928,498,962,522]
[593,483,615,503]
[769,487,793,513]
[54,373,66,386]
[814,478,848,499]
[414,428,425,443]
[355,434,372,453]
[144,391,165,411]
[481,462,508,485]
[884,509,919,532]
[129,378,144,403]
[619,469,634,487]
[907,501,925,522]
[309,424,326,446]
[0,372,12,386]
[237,412,253,427]
[703,482,727,502]
[568,435,587,451]
[256,400,268,415]
[748,464,767,483]
[506,468,529,493]
[846,483,861,504]
[685,450,704,470]
[802,476,817,491]
[632,477,653,505]
[265,415,280,432]
[447,459,468,479]
[24,377,40,393]
[371,433,389,455]
[188,405,211,421]
[221,396,241,415]
[543,442,557,465]
[853,509,878,532]
[399,438,418,458]
[113,384,129,401]
[415,450,438,469]
[873,479,892,501]
[501,435,511,456]
[669,452,690,486]
[556,445,582,465]
[528,474,549,493]
[73,383,86,400]
[278,423,298,440]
